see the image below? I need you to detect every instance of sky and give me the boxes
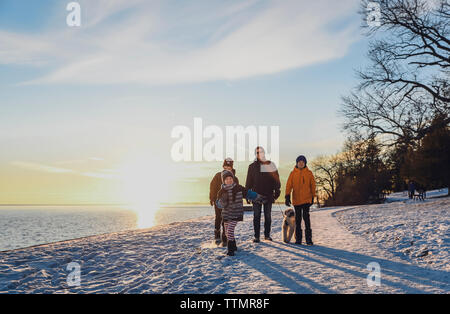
[0,0,371,205]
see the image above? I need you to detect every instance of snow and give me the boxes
[335,194,450,271]
[0,191,449,293]
[385,188,448,203]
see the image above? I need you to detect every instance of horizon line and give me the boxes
[0,202,212,206]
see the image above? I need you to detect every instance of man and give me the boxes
[285,155,316,245]
[209,158,239,245]
[246,146,281,242]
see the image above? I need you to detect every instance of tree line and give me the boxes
[312,0,449,206]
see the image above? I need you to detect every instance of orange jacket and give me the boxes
[285,166,316,206]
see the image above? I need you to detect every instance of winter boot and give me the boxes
[295,226,302,245]
[230,240,237,252]
[305,229,313,246]
[221,230,228,247]
[214,230,221,245]
[253,237,260,243]
[226,240,235,256]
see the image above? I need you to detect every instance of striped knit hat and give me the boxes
[221,170,234,183]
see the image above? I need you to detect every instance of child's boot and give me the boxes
[230,240,237,252]
[226,240,235,256]
[221,232,228,247]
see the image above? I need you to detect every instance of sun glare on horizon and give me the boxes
[120,154,173,228]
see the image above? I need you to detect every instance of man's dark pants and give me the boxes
[294,203,312,243]
[214,205,227,242]
[253,202,272,239]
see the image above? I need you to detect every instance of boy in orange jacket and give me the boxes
[285,155,316,245]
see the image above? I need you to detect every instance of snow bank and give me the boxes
[385,188,448,203]
[335,195,450,271]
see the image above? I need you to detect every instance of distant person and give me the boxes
[216,170,266,256]
[245,146,281,242]
[404,181,409,197]
[209,158,239,246]
[285,155,316,246]
[408,180,415,199]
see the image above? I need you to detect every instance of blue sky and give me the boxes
[0,0,371,204]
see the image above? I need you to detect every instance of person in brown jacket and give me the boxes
[209,158,239,245]
[285,155,316,245]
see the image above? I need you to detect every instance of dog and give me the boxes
[414,189,426,201]
[282,208,296,243]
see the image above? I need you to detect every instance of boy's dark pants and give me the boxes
[214,205,227,242]
[294,204,312,243]
[253,202,272,239]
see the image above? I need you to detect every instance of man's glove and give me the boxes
[285,195,291,207]
[273,190,280,201]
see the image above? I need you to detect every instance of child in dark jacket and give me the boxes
[209,158,239,245]
[216,170,265,256]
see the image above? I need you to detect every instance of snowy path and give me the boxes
[1,204,449,294]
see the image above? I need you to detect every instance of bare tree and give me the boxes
[341,0,449,146]
[311,155,341,203]
[340,86,436,145]
[361,0,449,101]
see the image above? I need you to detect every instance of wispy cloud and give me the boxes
[10,161,76,174]
[88,157,104,161]
[2,0,360,85]
[80,171,118,179]
[11,160,118,179]
[54,157,105,165]
[0,30,56,66]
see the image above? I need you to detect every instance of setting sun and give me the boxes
[120,154,173,228]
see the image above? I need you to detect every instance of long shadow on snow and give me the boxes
[299,245,449,286]
[263,242,449,293]
[239,251,335,294]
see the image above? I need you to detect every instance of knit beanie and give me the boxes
[296,155,307,165]
[221,170,234,183]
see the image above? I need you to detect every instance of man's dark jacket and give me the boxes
[245,160,281,202]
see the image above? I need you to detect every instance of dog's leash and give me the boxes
[276,202,285,218]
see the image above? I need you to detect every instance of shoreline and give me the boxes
[2,189,446,254]
[0,205,321,253]
[0,213,217,254]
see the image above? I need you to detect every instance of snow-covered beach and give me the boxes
[1,191,449,294]
[335,191,450,271]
